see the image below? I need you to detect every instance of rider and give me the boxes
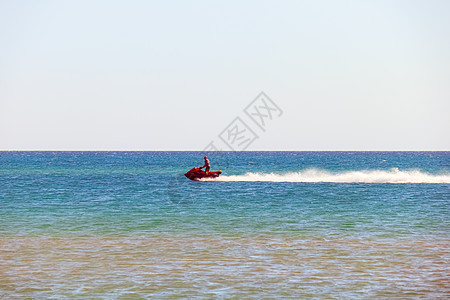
[199,156,211,173]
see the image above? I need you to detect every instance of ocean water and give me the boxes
[0,151,449,299]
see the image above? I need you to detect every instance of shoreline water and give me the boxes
[1,235,449,298]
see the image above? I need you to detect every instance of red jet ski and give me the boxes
[184,167,222,181]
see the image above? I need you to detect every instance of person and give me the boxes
[199,156,211,173]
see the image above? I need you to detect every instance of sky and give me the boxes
[0,0,449,150]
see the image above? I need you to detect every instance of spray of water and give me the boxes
[203,168,450,184]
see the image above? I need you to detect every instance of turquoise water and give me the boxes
[1,151,449,298]
[1,151,449,237]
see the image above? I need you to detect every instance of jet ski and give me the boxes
[184,167,222,181]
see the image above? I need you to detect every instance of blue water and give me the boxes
[1,151,449,237]
[1,151,449,298]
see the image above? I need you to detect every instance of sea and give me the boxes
[0,151,449,299]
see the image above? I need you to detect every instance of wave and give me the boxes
[204,168,450,184]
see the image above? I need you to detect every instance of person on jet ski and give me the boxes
[199,156,211,173]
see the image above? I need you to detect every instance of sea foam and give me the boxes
[204,168,450,184]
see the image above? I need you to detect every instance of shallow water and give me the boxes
[0,151,449,298]
[1,236,448,298]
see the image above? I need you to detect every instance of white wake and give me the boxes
[204,168,450,184]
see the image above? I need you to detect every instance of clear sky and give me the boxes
[1,0,449,150]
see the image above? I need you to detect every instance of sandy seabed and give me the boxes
[1,235,449,299]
